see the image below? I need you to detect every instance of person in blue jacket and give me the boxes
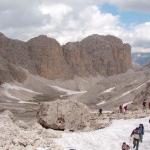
[139,124,144,142]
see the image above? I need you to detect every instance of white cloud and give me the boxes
[0,0,150,53]
[108,0,150,12]
[40,3,72,24]
[130,22,150,52]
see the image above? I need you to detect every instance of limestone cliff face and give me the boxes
[27,35,72,79]
[0,33,132,80]
[0,33,72,80]
[63,35,132,76]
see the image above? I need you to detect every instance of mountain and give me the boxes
[78,69,149,110]
[63,34,132,76]
[27,35,72,79]
[132,52,150,66]
[0,33,132,81]
[0,33,72,80]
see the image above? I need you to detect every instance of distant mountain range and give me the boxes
[132,52,150,66]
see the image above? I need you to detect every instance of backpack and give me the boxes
[122,144,126,150]
[140,124,144,135]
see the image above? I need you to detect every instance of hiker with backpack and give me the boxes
[130,127,140,150]
[139,124,144,142]
[124,105,128,114]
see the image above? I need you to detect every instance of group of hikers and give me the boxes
[99,100,150,116]
[122,124,144,150]
[97,100,150,150]
[119,105,128,114]
[119,100,150,114]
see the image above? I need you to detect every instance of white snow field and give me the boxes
[56,117,150,150]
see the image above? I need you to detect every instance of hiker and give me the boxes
[122,142,130,150]
[139,124,144,142]
[142,100,146,110]
[119,105,123,113]
[130,127,140,150]
[122,142,127,150]
[99,108,102,115]
[124,105,128,113]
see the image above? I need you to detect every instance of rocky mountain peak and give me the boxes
[63,34,132,77]
[0,32,5,37]
[0,32,132,81]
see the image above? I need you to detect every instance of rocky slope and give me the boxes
[0,56,26,83]
[0,110,62,150]
[0,33,132,80]
[78,69,150,110]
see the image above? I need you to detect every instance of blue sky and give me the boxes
[0,0,150,52]
[101,3,150,28]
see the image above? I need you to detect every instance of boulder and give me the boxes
[37,100,91,131]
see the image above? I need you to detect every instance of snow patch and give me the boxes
[36,147,48,150]
[36,148,49,150]
[2,83,40,94]
[4,90,20,100]
[18,101,37,104]
[96,101,106,106]
[123,101,133,107]
[113,80,150,101]
[50,85,87,96]
[56,117,150,150]
[103,87,115,93]
[1,83,40,101]
[103,110,113,114]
